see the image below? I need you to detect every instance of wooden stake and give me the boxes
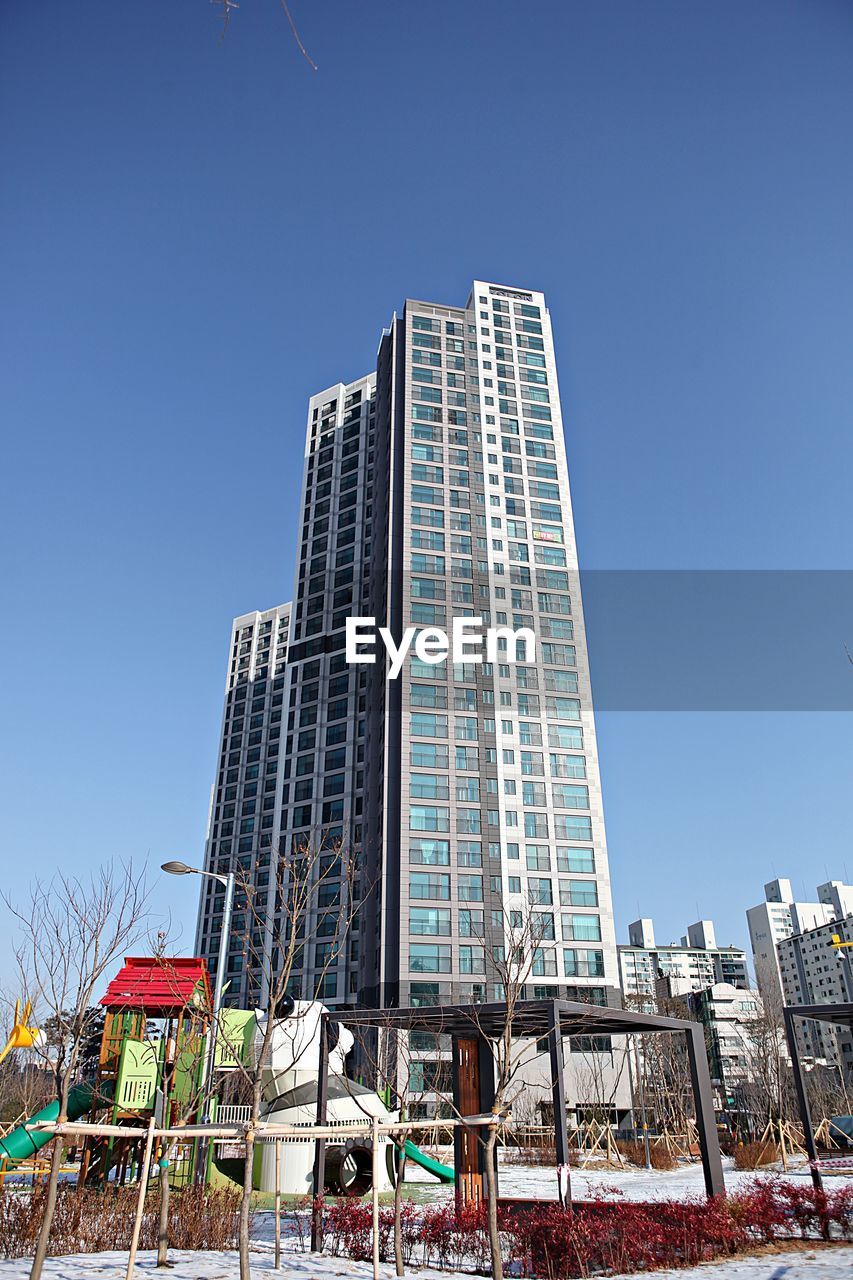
[372,1115,380,1280]
[125,1116,156,1280]
[274,1140,282,1270]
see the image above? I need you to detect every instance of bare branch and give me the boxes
[279,0,318,70]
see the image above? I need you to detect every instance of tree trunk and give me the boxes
[29,1121,64,1280]
[393,1139,406,1276]
[483,1127,502,1280]
[239,1127,254,1280]
[156,1142,175,1266]
[370,1115,381,1280]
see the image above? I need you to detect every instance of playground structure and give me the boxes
[78,956,212,1187]
[11,970,853,1205]
[0,956,451,1195]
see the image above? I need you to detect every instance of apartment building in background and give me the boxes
[778,914,853,1074]
[746,878,834,1003]
[685,983,764,1109]
[618,917,749,1009]
[196,282,625,1114]
[197,377,378,1010]
[742,875,850,1075]
[745,877,853,1078]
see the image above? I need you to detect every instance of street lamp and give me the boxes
[161,859,235,1181]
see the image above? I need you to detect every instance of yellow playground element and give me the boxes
[0,1000,41,1066]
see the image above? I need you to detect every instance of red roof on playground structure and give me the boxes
[100,957,212,1013]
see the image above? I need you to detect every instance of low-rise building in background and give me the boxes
[618,917,749,1010]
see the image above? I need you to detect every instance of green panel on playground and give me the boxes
[115,1040,158,1112]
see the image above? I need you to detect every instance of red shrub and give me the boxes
[315,1176,853,1278]
[419,1201,492,1271]
[774,1181,831,1240]
[322,1196,420,1264]
[501,1179,851,1278]
[727,1178,791,1244]
[827,1183,853,1241]
[323,1199,375,1260]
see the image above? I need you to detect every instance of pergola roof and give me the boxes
[325,997,696,1039]
[786,1002,853,1030]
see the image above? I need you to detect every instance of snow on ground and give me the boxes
[401,1149,853,1203]
[4,1158,853,1278]
[0,1245,851,1280]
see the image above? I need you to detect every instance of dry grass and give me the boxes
[617,1139,677,1171]
[733,1140,779,1169]
[0,1183,246,1259]
[503,1143,559,1166]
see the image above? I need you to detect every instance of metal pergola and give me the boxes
[308,997,724,1246]
[784,1001,853,1192]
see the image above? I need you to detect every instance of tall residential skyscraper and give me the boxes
[197,281,619,1026]
[275,373,378,1006]
[195,603,291,1007]
[362,281,618,1011]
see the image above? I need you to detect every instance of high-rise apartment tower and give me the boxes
[197,283,619,1028]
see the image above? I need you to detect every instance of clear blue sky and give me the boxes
[2,1,852,978]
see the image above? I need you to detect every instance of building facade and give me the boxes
[362,282,618,1015]
[196,283,622,1109]
[195,604,291,1007]
[684,982,764,1109]
[746,878,834,1004]
[777,912,853,1075]
[746,877,853,1077]
[272,375,378,1008]
[618,917,749,1009]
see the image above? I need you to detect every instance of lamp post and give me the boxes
[161,860,235,1182]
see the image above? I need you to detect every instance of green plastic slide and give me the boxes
[0,1082,95,1164]
[404,1139,455,1183]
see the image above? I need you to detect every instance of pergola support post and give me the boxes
[548,1004,571,1207]
[310,1015,330,1252]
[477,1033,498,1196]
[784,1009,822,1193]
[685,1024,725,1198]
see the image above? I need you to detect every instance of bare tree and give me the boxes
[623,994,698,1140]
[210,0,318,68]
[219,828,365,1280]
[803,1062,852,1130]
[344,1011,437,1277]
[451,902,560,1280]
[571,1033,631,1136]
[6,862,151,1280]
[739,984,796,1131]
